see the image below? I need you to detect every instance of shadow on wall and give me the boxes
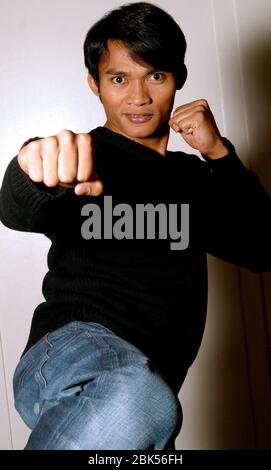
[216,34,271,449]
[176,34,271,451]
[243,34,271,449]
[214,33,271,450]
[244,36,271,194]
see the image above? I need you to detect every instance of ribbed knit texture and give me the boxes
[1,126,271,393]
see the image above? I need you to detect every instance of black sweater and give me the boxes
[1,126,271,393]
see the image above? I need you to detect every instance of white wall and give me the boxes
[0,0,270,449]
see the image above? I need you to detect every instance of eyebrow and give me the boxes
[105,68,160,77]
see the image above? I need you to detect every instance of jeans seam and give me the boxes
[14,359,35,396]
[79,321,116,337]
[34,337,53,390]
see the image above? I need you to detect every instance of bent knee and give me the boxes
[136,365,182,434]
[108,363,182,443]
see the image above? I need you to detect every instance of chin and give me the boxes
[126,129,155,139]
[120,121,163,139]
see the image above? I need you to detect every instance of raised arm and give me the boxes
[169,99,271,273]
[202,143,271,273]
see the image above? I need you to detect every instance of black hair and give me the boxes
[83,2,187,88]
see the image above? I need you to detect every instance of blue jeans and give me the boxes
[13,321,182,450]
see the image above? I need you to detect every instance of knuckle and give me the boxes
[77,133,91,144]
[199,98,208,107]
[18,150,27,163]
[196,105,205,113]
[27,140,41,152]
[57,129,74,141]
[42,136,58,150]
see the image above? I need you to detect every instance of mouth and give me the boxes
[123,113,153,123]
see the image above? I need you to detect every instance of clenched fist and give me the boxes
[17,130,104,196]
[168,99,229,159]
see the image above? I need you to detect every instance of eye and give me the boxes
[112,76,125,84]
[149,72,165,81]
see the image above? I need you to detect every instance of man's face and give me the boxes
[88,40,178,143]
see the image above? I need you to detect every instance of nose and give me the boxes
[126,79,152,106]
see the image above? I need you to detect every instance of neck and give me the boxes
[104,122,170,157]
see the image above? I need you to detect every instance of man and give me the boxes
[1,2,271,450]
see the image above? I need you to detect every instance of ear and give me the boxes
[87,74,100,96]
[176,64,188,90]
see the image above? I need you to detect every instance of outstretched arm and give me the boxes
[0,130,103,233]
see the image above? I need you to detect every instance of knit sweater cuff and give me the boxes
[202,138,249,176]
[9,156,69,214]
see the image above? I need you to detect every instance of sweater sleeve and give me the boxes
[202,139,271,273]
[0,137,73,233]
